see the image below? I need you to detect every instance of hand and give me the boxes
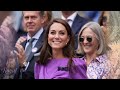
[14,43,26,67]
[16,36,27,44]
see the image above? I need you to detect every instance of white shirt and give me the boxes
[61,11,77,27]
[25,28,44,51]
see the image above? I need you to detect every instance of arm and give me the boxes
[34,63,40,79]
[71,58,88,79]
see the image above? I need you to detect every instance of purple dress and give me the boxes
[34,58,87,79]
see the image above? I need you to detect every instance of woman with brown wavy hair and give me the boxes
[34,18,87,79]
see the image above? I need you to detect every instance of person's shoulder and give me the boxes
[76,14,89,22]
[73,57,86,65]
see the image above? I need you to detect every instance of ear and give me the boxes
[41,15,46,24]
[67,35,70,44]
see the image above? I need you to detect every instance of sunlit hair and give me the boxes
[37,18,75,71]
[77,21,108,55]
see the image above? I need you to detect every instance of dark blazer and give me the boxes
[14,30,45,79]
[71,14,89,50]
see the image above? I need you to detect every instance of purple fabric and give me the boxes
[34,58,87,79]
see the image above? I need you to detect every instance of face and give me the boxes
[79,28,99,55]
[48,22,70,50]
[102,11,109,27]
[23,11,44,36]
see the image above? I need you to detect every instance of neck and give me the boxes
[52,49,65,59]
[85,52,97,65]
[62,11,75,19]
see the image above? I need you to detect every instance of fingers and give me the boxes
[15,43,25,55]
[15,43,26,65]
[16,36,27,44]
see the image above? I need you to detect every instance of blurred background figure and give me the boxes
[83,11,101,22]
[0,11,11,25]
[0,35,10,79]
[0,11,17,79]
[61,11,89,50]
[98,11,110,50]
[106,11,120,79]
[98,11,109,27]
[11,11,27,42]
[43,11,52,29]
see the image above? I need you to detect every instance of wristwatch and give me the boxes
[22,61,28,68]
[23,61,28,66]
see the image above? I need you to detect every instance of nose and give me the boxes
[28,18,33,22]
[83,38,88,44]
[54,33,59,39]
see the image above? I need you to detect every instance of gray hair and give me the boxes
[77,21,108,55]
[22,11,45,17]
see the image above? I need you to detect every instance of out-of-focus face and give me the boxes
[79,28,99,55]
[102,11,109,27]
[48,22,70,50]
[23,11,44,36]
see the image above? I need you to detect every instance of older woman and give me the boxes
[77,21,113,79]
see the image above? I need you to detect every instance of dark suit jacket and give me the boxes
[14,30,45,79]
[71,14,89,50]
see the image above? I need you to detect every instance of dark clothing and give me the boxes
[71,14,89,50]
[15,29,27,44]
[14,30,45,79]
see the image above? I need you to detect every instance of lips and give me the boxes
[83,45,91,49]
[53,41,61,44]
[27,26,34,29]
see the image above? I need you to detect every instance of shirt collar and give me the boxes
[61,11,77,22]
[27,28,44,41]
[82,54,107,63]
[96,54,107,63]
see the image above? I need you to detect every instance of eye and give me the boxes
[31,16,37,20]
[79,37,84,42]
[87,37,92,42]
[59,32,65,35]
[24,16,29,20]
[102,16,107,22]
[49,31,56,35]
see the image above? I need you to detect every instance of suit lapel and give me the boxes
[26,31,45,62]
[72,14,84,35]
[21,40,27,49]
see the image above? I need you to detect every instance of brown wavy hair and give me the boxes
[37,18,75,71]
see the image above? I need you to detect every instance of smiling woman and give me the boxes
[34,18,87,79]
[77,21,113,79]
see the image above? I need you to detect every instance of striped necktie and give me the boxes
[25,38,35,60]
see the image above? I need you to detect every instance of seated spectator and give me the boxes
[77,21,113,79]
